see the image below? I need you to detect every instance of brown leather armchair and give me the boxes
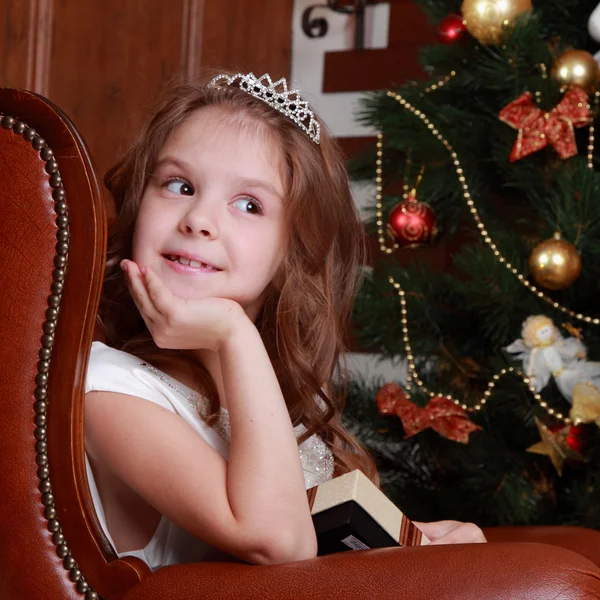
[1,86,600,600]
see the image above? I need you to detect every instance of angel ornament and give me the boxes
[505,316,600,426]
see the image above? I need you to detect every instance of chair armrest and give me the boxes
[118,542,600,600]
[483,526,600,567]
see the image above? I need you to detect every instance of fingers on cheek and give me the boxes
[128,277,151,317]
[130,272,151,307]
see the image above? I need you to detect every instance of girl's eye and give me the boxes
[164,179,194,196]
[233,197,262,215]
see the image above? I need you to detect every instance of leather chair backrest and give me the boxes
[0,88,147,600]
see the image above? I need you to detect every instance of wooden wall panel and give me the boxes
[0,0,53,91]
[0,0,30,88]
[201,0,293,78]
[181,0,205,80]
[48,0,186,187]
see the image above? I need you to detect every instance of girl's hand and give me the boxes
[413,520,487,545]
[121,259,246,352]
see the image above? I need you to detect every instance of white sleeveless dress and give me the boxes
[85,341,334,571]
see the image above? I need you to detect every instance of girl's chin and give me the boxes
[167,286,214,301]
[160,275,214,296]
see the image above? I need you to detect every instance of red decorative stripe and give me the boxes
[306,486,318,510]
[399,515,423,547]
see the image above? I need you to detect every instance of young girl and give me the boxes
[85,72,485,571]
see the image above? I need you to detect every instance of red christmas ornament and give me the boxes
[387,189,438,249]
[498,86,591,162]
[438,14,466,45]
[566,424,589,454]
[376,383,482,444]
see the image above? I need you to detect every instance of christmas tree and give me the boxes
[343,0,600,528]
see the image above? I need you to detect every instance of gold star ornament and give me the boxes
[527,417,584,476]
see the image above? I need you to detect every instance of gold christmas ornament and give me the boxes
[529,232,582,291]
[527,418,583,476]
[570,382,600,427]
[552,49,600,93]
[461,0,532,45]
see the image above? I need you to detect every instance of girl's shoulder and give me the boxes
[86,341,176,414]
[87,340,144,380]
[88,340,142,367]
[86,342,231,459]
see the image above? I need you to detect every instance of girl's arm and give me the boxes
[86,263,317,564]
[86,386,316,564]
[219,316,317,560]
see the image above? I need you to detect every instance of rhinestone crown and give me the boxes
[209,72,321,145]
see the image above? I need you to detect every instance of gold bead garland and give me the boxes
[423,71,457,95]
[588,90,600,170]
[385,89,600,327]
[375,134,397,254]
[389,275,577,424]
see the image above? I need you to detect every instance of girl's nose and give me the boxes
[179,202,219,239]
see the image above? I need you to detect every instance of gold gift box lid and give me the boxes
[307,469,431,547]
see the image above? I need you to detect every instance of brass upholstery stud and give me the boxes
[23,127,36,140]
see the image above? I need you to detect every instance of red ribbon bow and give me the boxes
[376,383,482,444]
[499,87,591,162]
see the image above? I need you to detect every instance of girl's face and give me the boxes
[132,108,288,321]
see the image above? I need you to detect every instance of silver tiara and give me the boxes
[209,73,321,145]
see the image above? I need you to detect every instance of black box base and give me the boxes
[312,500,400,556]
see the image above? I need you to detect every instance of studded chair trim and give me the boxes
[0,112,100,599]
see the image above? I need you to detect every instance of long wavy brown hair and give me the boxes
[98,73,380,487]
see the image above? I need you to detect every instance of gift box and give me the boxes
[307,469,430,555]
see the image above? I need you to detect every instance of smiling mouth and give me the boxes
[164,254,222,271]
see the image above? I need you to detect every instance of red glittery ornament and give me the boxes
[438,14,466,45]
[499,87,591,162]
[387,189,438,249]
